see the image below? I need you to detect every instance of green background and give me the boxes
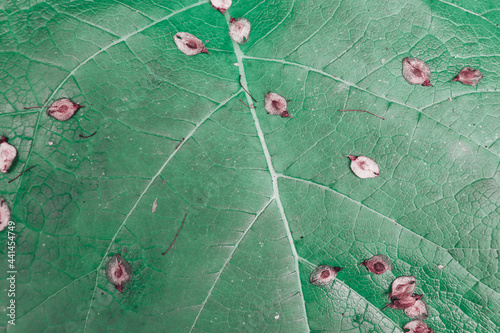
[1,0,499,332]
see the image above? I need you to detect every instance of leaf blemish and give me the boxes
[210,0,232,14]
[347,155,380,178]
[8,165,35,183]
[0,197,11,232]
[106,254,132,294]
[162,212,187,256]
[173,32,209,55]
[403,320,434,333]
[0,135,17,174]
[402,57,432,87]
[24,98,84,121]
[79,131,97,139]
[360,255,392,274]
[229,17,251,45]
[265,92,291,118]
[452,67,483,86]
[309,265,343,286]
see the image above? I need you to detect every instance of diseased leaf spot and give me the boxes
[0,135,17,174]
[106,254,132,294]
[210,0,232,14]
[310,265,343,286]
[24,98,83,121]
[320,270,330,279]
[402,57,432,86]
[228,17,251,45]
[0,198,11,232]
[347,155,380,179]
[265,92,291,118]
[173,32,209,56]
[360,255,391,274]
[452,67,483,86]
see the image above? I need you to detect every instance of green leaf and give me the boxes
[1,0,499,332]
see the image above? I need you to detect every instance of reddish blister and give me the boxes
[0,135,17,173]
[452,67,483,86]
[106,254,133,293]
[0,197,11,232]
[173,32,209,56]
[309,265,343,286]
[360,255,392,274]
[347,155,380,179]
[382,294,422,310]
[210,0,232,14]
[402,57,432,86]
[404,299,429,320]
[24,98,84,121]
[403,320,434,333]
[229,17,251,45]
[264,92,291,118]
[389,276,417,300]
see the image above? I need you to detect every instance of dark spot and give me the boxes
[374,262,385,272]
[115,266,123,278]
[320,270,331,279]
[59,105,68,113]
[409,281,415,284]
[186,41,197,49]
[300,236,304,239]
[358,161,366,170]
[272,100,281,110]
[412,68,423,77]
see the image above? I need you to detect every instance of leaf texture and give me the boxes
[0,0,499,332]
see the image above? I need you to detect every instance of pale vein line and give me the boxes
[13,0,210,193]
[82,89,241,332]
[242,55,498,158]
[437,0,500,28]
[297,257,402,330]
[0,109,39,117]
[278,173,500,297]
[229,13,311,331]
[58,12,121,37]
[189,198,274,332]
[18,269,98,320]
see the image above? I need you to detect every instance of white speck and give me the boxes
[274,314,279,320]
[102,171,105,176]
[152,198,158,213]
[438,264,444,269]
[48,142,54,145]
[234,63,239,66]
[448,97,452,101]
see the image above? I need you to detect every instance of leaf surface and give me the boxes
[1,0,499,332]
